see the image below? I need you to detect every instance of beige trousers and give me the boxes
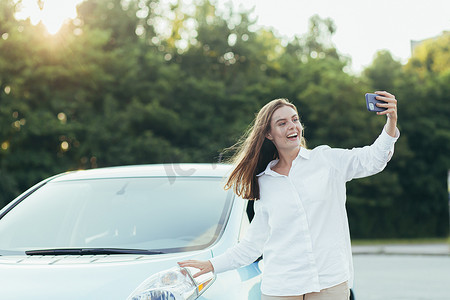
[261,281,349,300]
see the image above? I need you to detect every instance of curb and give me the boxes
[352,244,450,256]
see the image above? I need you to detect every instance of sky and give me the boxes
[14,0,450,73]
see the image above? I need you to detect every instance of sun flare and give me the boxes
[14,0,83,34]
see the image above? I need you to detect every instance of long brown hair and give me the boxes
[224,98,306,200]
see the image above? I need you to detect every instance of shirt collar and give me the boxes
[256,147,310,177]
[298,147,311,160]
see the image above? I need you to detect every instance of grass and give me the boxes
[351,237,450,246]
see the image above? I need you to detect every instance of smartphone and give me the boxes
[365,93,387,112]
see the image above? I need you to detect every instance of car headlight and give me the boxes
[127,267,215,300]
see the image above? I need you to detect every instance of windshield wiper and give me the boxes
[25,248,165,256]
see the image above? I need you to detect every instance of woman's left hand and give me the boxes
[375,91,398,137]
[177,260,214,278]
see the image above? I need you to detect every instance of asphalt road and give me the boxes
[352,254,450,300]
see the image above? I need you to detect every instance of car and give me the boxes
[0,164,262,300]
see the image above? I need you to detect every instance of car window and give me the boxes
[0,177,232,254]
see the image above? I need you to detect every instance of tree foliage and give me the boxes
[0,0,448,238]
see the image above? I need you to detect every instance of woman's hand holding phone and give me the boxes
[366,91,398,137]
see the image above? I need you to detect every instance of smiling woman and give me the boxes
[14,0,83,34]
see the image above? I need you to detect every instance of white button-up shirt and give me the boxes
[210,128,400,296]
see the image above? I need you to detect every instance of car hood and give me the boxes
[0,250,213,300]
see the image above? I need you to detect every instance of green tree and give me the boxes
[0,1,54,205]
[363,50,403,92]
[407,31,450,76]
[361,33,450,237]
[1,0,448,241]
[394,32,450,237]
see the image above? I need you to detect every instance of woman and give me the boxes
[179,91,399,299]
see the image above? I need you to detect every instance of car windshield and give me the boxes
[0,177,232,255]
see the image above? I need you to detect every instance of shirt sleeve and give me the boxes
[209,200,269,274]
[322,126,400,182]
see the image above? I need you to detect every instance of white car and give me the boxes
[0,164,262,300]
